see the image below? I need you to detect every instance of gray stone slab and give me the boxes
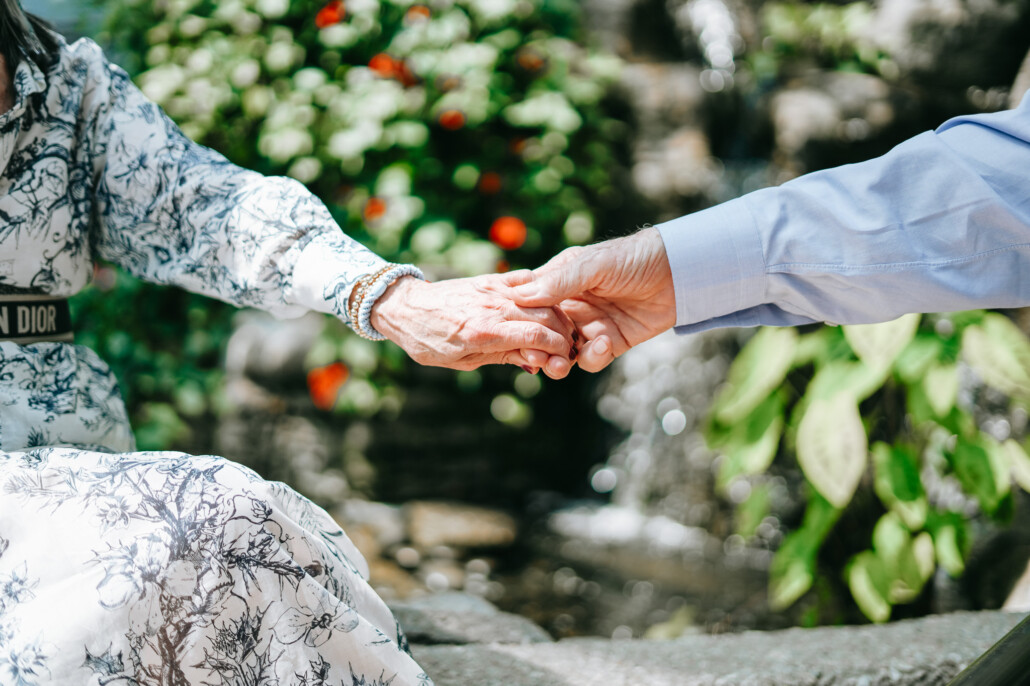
[391,592,553,646]
[411,610,1027,686]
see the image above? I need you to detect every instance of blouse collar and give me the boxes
[12,57,47,107]
[1,57,47,175]
[1,57,46,123]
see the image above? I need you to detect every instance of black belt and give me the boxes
[0,296,73,343]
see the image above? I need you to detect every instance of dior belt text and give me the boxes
[0,296,73,343]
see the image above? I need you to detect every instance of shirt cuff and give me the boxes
[656,197,767,330]
[289,231,389,322]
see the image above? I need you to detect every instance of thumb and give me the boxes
[511,253,591,307]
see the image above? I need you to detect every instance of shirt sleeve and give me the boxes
[77,39,388,323]
[658,91,1030,334]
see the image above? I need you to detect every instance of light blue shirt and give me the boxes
[658,93,1030,333]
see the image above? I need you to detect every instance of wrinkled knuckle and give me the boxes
[529,328,559,351]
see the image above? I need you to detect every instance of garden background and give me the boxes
[31,0,1030,640]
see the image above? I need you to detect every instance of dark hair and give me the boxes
[0,0,59,72]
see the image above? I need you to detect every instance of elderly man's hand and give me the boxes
[511,227,677,378]
[369,272,576,371]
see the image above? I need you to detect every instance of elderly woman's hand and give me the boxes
[368,272,577,371]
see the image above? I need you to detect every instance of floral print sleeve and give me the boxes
[79,39,386,323]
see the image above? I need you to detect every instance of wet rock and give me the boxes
[368,557,423,601]
[420,558,468,593]
[539,503,770,635]
[594,329,733,528]
[391,592,553,645]
[337,499,407,550]
[406,501,518,550]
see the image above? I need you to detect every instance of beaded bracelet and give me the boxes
[348,263,425,341]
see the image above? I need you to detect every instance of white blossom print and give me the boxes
[0,448,431,685]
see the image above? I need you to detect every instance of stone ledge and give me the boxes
[390,592,553,646]
[407,608,1026,686]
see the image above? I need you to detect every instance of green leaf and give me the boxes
[768,493,841,610]
[847,550,892,622]
[871,442,927,530]
[872,511,908,563]
[797,392,868,508]
[712,327,798,425]
[923,363,958,418]
[961,313,1030,400]
[793,327,833,367]
[716,394,784,488]
[769,546,815,611]
[894,335,943,384]
[871,512,929,604]
[843,313,920,370]
[984,437,1014,499]
[930,520,966,576]
[806,359,890,404]
[951,437,1009,514]
[735,483,771,539]
[913,531,936,583]
[1003,439,1030,494]
[905,381,936,427]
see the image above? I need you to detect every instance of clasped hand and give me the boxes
[371,228,675,379]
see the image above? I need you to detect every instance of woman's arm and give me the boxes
[78,39,572,368]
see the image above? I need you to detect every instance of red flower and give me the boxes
[369,53,418,87]
[363,197,387,222]
[478,171,502,195]
[516,47,547,74]
[307,362,349,411]
[369,53,397,78]
[435,74,462,92]
[489,216,527,251]
[395,60,420,87]
[315,1,345,29]
[404,5,431,25]
[438,109,466,131]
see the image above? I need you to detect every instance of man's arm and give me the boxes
[662,93,1030,333]
[516,94,1030,377]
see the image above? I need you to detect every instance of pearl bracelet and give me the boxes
[348,263,425,341]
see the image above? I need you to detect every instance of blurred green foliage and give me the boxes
[81,0,628,448]
[753,1,888,77]
[708,311,1030,623]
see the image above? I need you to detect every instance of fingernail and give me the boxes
[595,339,610,355]
[521,365,537,375]
[572,330,580,343]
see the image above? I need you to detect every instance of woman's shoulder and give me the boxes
[40,34,134,106]
[53,35,108,73]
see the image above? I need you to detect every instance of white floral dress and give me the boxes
[0,37,430,685]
